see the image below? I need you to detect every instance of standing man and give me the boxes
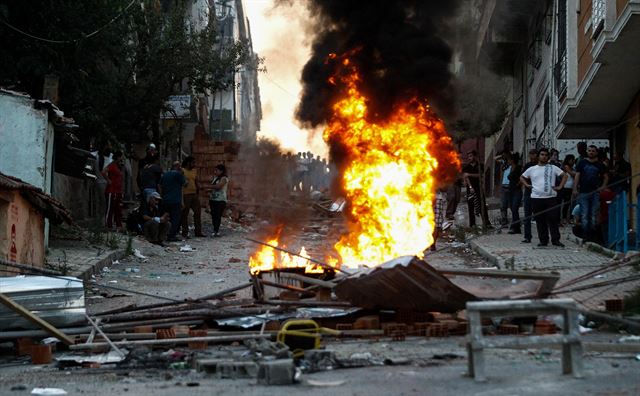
[520,148,567,247]
[137,143,158,191]
[180,156,204,238]
[520,149,538,243]
[573,145,608,241]
[462,151,492,228]
[160,161,187,242]
[102,151,124,231]
[576,142,588,165]
[610,151,631,194]
[139,156,163,201]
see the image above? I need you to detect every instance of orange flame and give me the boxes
[248,54,459,274]
[326,58,459,269]
[248,229,325,275]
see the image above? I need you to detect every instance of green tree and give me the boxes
[0,0,252,146]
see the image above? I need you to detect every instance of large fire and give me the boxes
[249,54,459,274]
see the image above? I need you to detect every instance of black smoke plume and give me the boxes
[296,0,460,127]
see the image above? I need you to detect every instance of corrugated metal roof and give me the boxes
[335,256,478,312]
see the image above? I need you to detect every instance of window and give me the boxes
[592,0,606,38]
[555,0,568,97]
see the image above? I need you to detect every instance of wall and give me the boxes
[52,172,98,224]
[617,0,630,17]
[0,92,54,192]
[577,0,594,85]
[0,190,45,274]
[191,126,245,205]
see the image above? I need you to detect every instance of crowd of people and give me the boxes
[100,144,229,246]
[446,142,632,248]
[281,151,334,194]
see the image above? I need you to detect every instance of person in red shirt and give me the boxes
[102,151,125,230]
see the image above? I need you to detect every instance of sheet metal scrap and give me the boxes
[334,256,477,312]
[0,276,86,330]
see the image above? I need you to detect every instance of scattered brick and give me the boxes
[605,299,624,312]
[354,315,380,330]
[498,324,520,335]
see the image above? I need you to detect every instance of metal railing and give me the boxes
[607,194,639,252]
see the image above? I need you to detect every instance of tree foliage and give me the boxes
[0,0,252,146]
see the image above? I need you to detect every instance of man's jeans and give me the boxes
[163,202,182,239]
[510,189,523,232]
[523,188,532,240]
[577,192,600,236]
[500,186,510,225]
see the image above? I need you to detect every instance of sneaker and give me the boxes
[213,232,220,238]
[537,243,548,247]
[552,242,565,247]
[442,220,452,231]
[194,233,206,238]
[521,239,531,243]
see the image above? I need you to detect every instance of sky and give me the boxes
[244,0,327,157]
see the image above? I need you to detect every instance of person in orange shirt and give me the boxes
[102,151,124,231]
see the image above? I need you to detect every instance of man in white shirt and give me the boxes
[520,148,568,247]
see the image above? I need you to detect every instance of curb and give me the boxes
[563,233,619,259]
[468,239,504,268]
[72,248,128,281]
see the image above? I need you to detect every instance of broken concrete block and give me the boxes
[257,359,295,385]
[196,358,258,378]
[303,349,336,372]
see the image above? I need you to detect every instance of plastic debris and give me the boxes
[180,245,196,252]
[133,249,148,260]
[31,389,68,395]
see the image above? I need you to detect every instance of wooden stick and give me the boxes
[0,318,204,340]
[276,272,337,289]
[261,299,353,308]
[86,318,100,344]
[246,237,353,275]
[69,334,271,351]
[100,306,286,323]
[0,292,75,345]
[95,282,254,317]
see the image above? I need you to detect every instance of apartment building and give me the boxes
[474,0,638,199]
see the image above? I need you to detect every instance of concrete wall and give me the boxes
[0,92,54,193]
[0,190,45,273]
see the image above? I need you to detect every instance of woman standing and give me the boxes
[560,154,576,224]
[209,164,229,237]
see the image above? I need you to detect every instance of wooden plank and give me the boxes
[439,268,560,280]
[0,292,75,345]
[69,333,271,351]
[467,298,576,312]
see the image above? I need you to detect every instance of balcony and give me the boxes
[559,1,640,138]
[475,0,542,74]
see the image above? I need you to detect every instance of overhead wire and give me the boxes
[0,0,137,44]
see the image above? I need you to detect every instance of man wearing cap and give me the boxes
[142,192,171,246]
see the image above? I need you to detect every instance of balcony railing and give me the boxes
[554,50,567,98]
[592,0,606,38]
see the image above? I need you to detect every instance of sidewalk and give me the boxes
[458,203,639,310]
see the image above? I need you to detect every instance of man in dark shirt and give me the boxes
[573,145,608,241]
[520,149,538,243]
[140,156,163,200]
[160,161,187,241]
[462,151,491,228]
[136,143,158,190]
[610,151,631,193]
[142,192,171,246]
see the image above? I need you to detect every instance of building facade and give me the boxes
[474,0,637,198]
